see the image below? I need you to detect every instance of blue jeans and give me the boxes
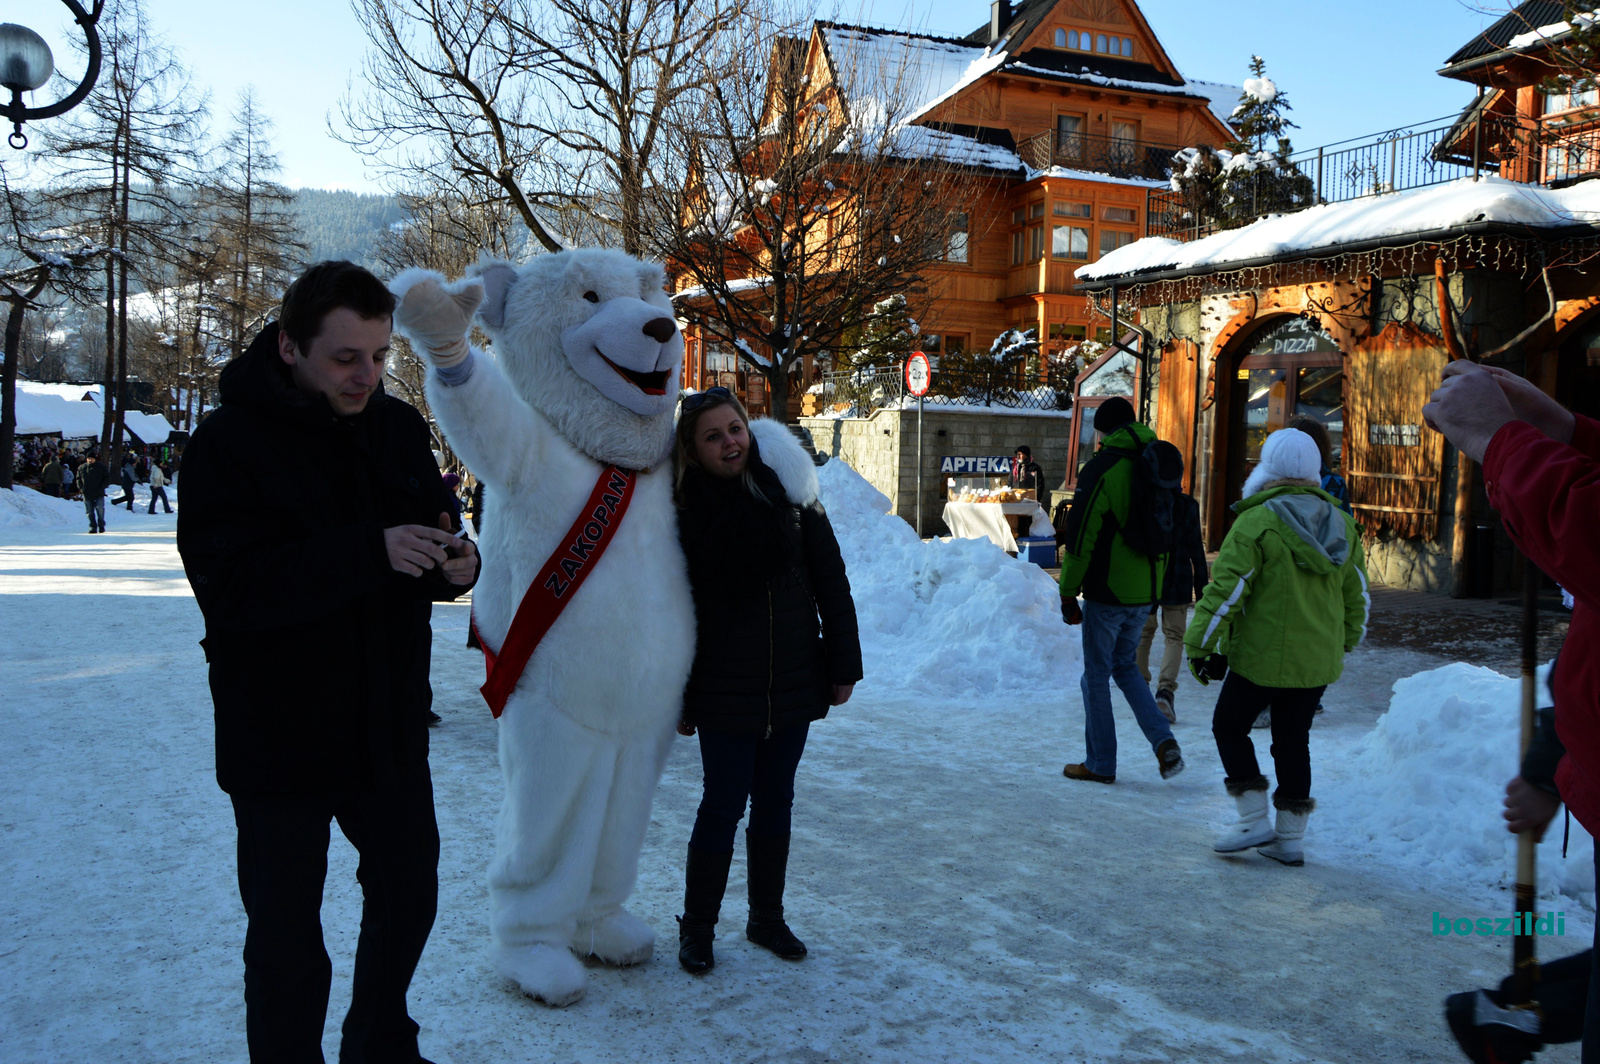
[1079,599,1176,776]
[689,722,809,853]
[84,495,105,531]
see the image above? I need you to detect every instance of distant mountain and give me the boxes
[290,189,403,270]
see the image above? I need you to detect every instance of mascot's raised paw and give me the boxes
[576,909,656,967]
[492,942,588,1008]
[391,269,484,368]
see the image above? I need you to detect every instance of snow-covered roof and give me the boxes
[1032,166,1169,189]
[1075,175,1600,285]
[1508,8,1597,49]
[14,391,105,439]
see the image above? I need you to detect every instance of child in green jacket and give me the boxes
[1185,428,1370,866]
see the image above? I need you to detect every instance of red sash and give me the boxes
[471,465,637,717]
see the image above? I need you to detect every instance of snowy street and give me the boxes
[1,479,1589,1063]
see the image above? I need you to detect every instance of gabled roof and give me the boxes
[1439,0,1574,76]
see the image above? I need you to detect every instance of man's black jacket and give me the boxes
[177,323,475,795]
[1157,492,1209,607]
[79,461,111,499]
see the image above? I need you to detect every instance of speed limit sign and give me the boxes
[904,352,932,396]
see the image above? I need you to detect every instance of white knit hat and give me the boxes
[1241,428,1321,498]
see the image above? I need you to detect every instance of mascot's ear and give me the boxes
[475,263,518,330]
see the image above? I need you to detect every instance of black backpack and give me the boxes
[1111,439,1184,558]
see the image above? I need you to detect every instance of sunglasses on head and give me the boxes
[681,386,732,412]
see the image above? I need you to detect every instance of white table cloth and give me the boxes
[941,501,1052,552]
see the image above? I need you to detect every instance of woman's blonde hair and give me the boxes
[673,389,766,504]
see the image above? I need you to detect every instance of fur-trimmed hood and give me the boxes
[749,418,819,508]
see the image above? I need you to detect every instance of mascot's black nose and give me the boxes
[641,317,677,343]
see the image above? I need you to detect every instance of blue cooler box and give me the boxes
[1017,536,1057,567]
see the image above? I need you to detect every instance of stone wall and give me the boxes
[802,407,1073,536]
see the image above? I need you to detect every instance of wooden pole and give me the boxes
[1438,256,1476,598]
[1510,554,1542,1006]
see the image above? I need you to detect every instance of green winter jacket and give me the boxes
[1184,484,1370,688]
[1058,422,1168,606]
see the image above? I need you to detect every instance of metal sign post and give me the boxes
[905,353,932,538]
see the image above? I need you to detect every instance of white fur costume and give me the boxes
[392,250,694,1007]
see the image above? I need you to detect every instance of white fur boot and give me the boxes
[1213,779,1274,853]
[1258,793,1314,866]
[491,942,588,1007]
[574,908,656,966]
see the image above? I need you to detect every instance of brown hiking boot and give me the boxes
[1063,763,1115,784]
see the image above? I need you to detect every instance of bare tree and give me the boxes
[337,0,745,254]
[650,8,988,421]
[0,170,101,490]
[202,89,307,368]
[36,0,205,463]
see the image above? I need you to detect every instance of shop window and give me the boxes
[1099,229,1135,256]
[1102,205,1137,224]
[1052,224,1090,260]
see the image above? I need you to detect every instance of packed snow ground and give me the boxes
[0,471,1586,1063]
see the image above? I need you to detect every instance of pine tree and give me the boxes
[936,328,1038,407]
[849,294,916,371]
[1219,57,1314,222]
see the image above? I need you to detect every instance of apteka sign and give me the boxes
[940,455,1013,475]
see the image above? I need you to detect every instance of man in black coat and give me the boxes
[79,453,111,532]
[1010,445,1046,495]
[177,261,478,1064]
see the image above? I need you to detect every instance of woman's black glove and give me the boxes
[1061,596,1083,625]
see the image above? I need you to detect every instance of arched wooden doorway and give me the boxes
[1214,315,1344,539]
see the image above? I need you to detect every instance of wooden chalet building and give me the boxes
[674,0,1239,436]
[1075,0,1600,595]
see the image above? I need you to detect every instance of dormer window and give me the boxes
[1089,34,1135,56]
[1055,28,1066,46]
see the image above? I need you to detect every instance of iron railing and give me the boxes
[1146,113,1569,242]
[811,366,1075,415]
[1016,128,1184,182]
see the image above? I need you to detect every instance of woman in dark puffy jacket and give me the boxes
[672,387,861,975]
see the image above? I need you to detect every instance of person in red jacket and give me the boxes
[1423,359,1600,1062]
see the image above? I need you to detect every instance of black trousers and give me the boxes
[689,722,809,853]
[229,764,439,1064]
[1211,672,1325,800]
[148,486,171,513]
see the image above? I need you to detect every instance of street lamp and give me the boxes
[0,0,103,150]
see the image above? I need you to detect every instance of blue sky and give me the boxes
[5,0,1499,193]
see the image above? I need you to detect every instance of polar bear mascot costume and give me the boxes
[391,250,694,1007]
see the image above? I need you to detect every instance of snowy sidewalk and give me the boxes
[0,511,1583,1063]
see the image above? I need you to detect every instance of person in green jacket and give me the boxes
[1185,428,1370,866]
[1058,397,1183,784]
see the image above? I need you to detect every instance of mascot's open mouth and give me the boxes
[597,351,670,396]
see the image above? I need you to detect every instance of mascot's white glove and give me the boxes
[394,275,484,370]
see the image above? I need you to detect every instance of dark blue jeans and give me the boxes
[689,722,809,853]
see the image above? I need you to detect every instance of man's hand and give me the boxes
[438,512,478,586]
[1061,596,1083,625]
[384,522,461,577]
[1188,653,1228,686]
[1476,363,1576,445]
[1421,361,1518,463]
[830,683,855,707]
[1504,775,1561,841]
[393,274,483,370]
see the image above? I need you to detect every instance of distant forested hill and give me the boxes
[290,189,402,269]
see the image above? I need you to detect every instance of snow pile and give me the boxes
[816,459,1080,700]
[1320,662,1595,908]
[0,485,78,529]
[1078,175,1600,282]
